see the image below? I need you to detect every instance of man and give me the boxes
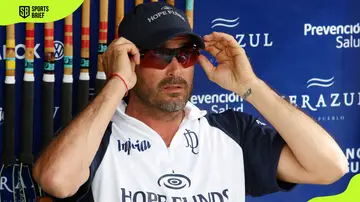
[32,2,348,202]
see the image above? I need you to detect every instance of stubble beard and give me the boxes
[133,77,193,112]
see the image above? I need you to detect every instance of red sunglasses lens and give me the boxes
[140,46,200,69]
[177,48,200,68]
[140,51,169,69]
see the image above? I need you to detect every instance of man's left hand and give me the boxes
[198,31,258,97]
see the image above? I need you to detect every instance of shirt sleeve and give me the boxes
[239,112,297,197]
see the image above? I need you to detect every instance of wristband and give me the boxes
[111,73,128,96]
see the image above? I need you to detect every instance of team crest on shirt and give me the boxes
[183,129,199,154]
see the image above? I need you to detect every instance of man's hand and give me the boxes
[198,32,347,186]
[102,37,140,90]
[198,31,258,97]
[32,37,142,198]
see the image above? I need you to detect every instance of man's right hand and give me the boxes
[32,39,141,199]
[101,37,140,90]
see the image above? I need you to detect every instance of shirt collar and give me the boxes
[116,100,207,121]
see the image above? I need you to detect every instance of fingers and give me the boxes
[205,40,226,50]
[205,41,225,54]
[111,36,134,46]
[203,32,245,59]
[204,44,229,62]
[102,37,140,80]
[198,54,216,81]
[205,45,221,58]
[122,43,140,65]
[204,32,238,49]
[106,37,140,65]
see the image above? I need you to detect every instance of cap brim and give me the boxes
[139,28,205,50]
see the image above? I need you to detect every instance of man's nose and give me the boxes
[166,56,183,77]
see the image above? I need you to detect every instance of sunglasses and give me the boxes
[139,45,201,69]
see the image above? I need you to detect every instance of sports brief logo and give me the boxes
[19,6,30,19]
[158,172,191,190]
[210,16,273,48]
[18,6,50,19]
[184,129,199,154]
[304,23,360,49]
[117,138,151,155]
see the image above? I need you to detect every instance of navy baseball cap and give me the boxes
[117,2,205,50]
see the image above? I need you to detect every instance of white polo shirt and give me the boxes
[54,100,295,202]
